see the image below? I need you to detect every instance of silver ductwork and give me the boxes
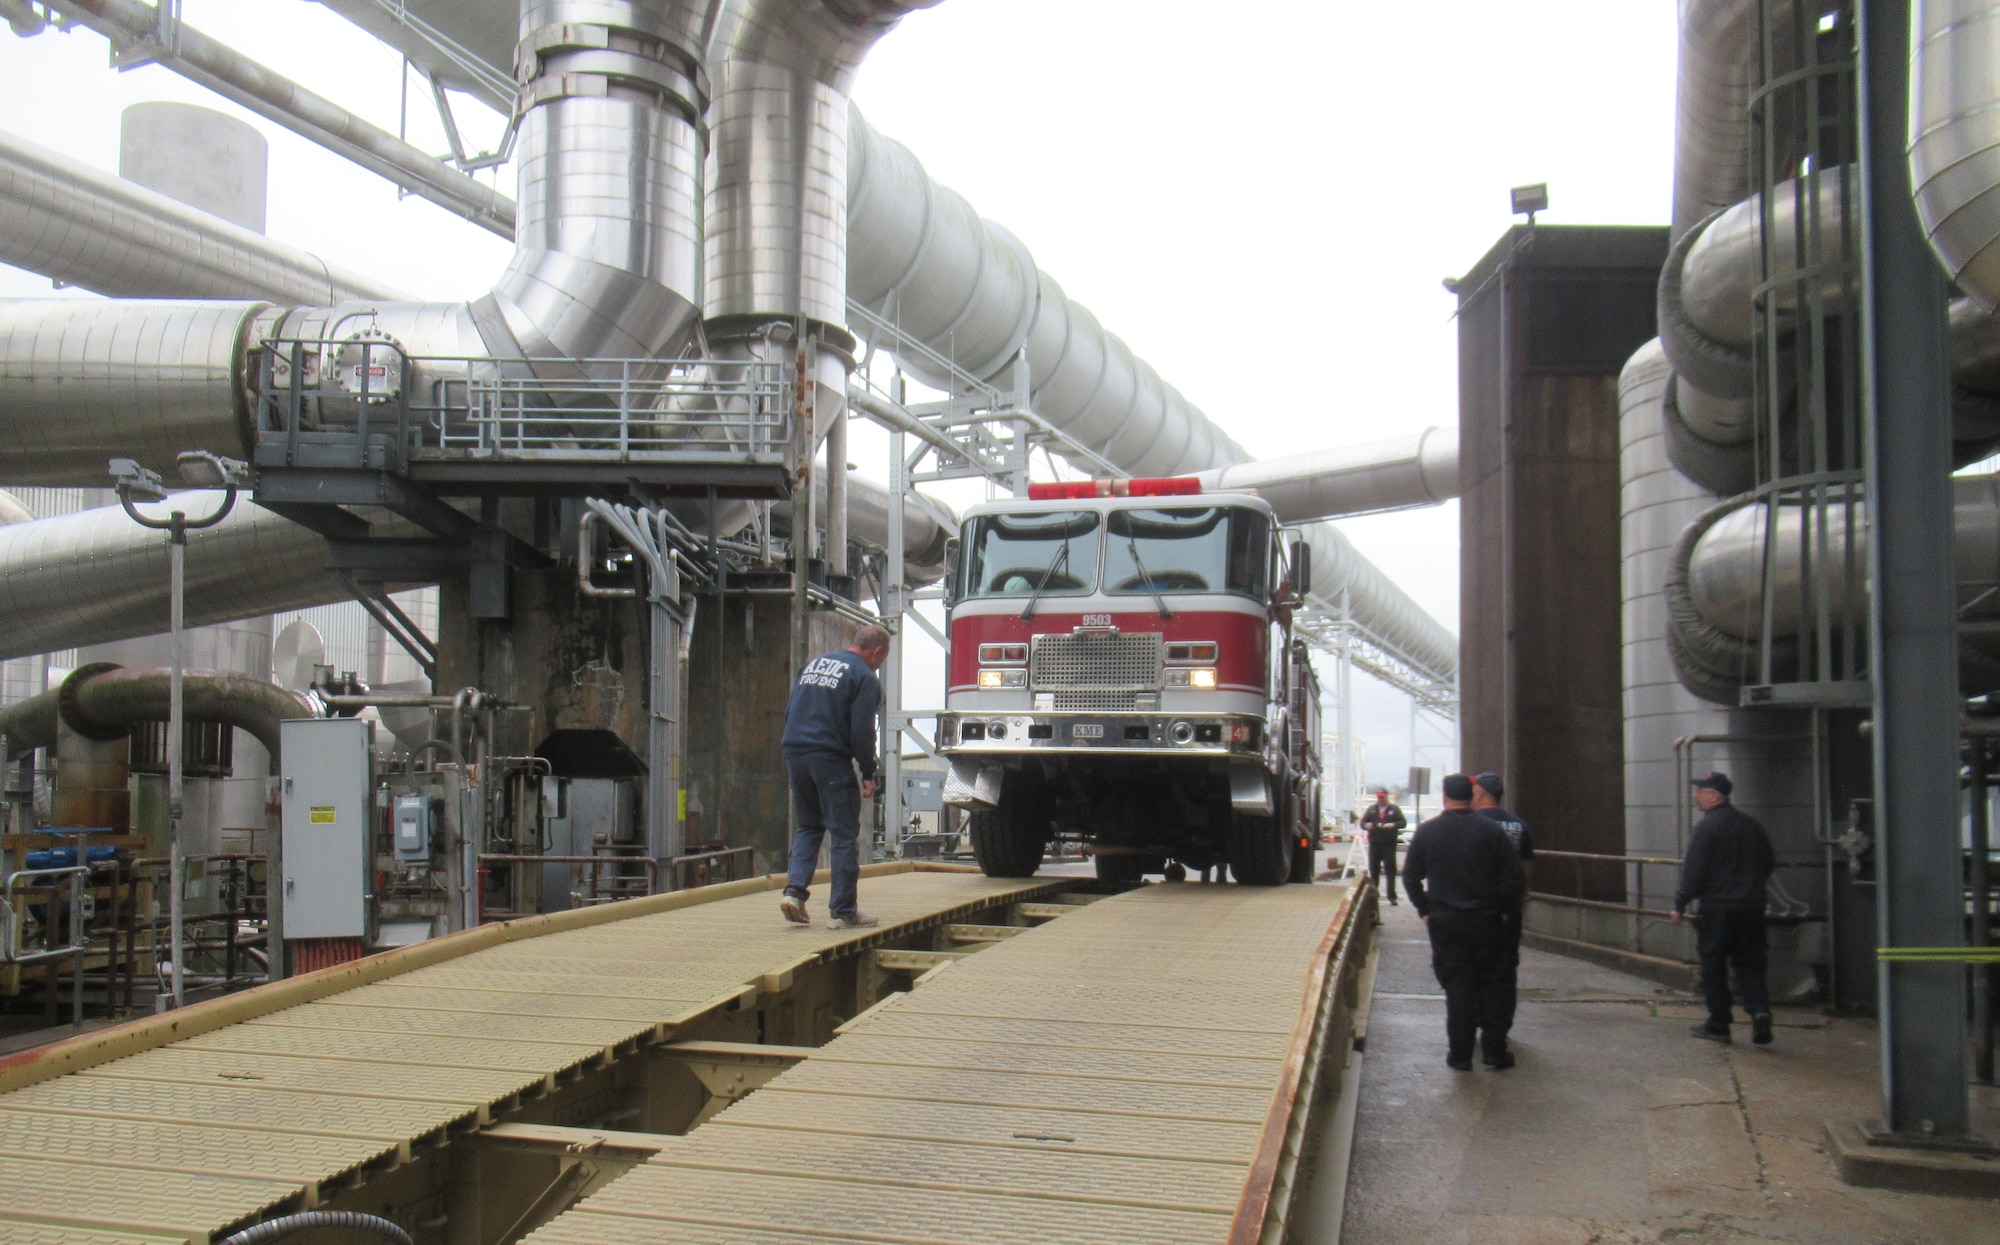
[0,664,320,767]
[0,494,392,662]
[1911,0,2000,311]
[1671,0,1780,242]
[0,128,401,304]
[0,0,710,485]
[1298,523,1458,683]
[846,109,1247,477]
[1192,428,1458,523]
[772,470,954,586]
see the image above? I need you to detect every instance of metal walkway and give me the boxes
[0,866,1064,1244]
[523,881,1367,1245]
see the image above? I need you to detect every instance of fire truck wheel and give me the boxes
[1287,838,1317,883]
[969,770,1050,878]
[1227,809,1293,886]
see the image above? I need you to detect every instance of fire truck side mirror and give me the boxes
[942,538,961,607]
[1291,539,1311,597]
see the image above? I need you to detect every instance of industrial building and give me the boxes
[0,0,1991,1241]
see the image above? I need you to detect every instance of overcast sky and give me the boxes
[0,0,1677,793]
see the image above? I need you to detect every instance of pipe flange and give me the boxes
[57,662,128,742]
[1658,207,1753,401]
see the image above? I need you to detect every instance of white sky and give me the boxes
[0,0,1677,791]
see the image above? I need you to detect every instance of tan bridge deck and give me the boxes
[0,864,1369,1245]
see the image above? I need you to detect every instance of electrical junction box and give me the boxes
[393,793,433,862]
[280,718,374,939]
[902,772,944,813]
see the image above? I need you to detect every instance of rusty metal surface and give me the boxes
[0,868,1053,1243]
[528,881,1359,1245]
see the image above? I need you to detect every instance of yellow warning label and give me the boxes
[309,806,337,824]
[678,789,688,819]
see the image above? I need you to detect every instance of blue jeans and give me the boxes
[784,753,861,918]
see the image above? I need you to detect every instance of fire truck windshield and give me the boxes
[1103,507,1271,599]
[962,510,1101,599]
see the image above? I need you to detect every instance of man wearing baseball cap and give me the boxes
[1403,773,1525,1070]
[1673,772,1776,1045]
[1359,788,1408,906]
[1472,771,1533,1042]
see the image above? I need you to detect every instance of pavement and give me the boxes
[1337,892,2000,1244]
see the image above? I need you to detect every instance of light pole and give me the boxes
[110,452,247,1010]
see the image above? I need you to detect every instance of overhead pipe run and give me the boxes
[1911,0,2000,311]
[0,128,403,304]
[1191,428,1459,523]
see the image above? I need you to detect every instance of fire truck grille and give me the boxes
[1030,632,1162,713]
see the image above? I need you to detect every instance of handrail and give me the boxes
[1,865,90,965]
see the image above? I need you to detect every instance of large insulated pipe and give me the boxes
[0,127,403,304]
[846,109,1248,477]
[1296,522,1459,682]
[1671,0,1779,241]
[772,470,954,585]
[0,663,320,766]
[1191,428,1459,522]
[1911,0,2000,311]
[0,494,373,661]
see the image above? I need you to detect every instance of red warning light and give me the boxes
[1026,477,1202,501]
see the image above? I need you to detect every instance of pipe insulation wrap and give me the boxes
[0,664,321,764]
[704,0,942,326]
[0,494,392,662]
[0,127,403,304]
[1191,428,1459,522]
[1911,0,2000,311]
[846,107,1248,478]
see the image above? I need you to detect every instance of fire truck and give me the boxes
[937,478,1324,885]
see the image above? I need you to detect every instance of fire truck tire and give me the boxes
[969,771,1050,878]
[1287,837,1317,883]
[1227,810,1292,886]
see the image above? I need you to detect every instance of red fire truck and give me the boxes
[938,478,1323,885]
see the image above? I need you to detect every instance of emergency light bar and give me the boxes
[1026,477,1202,501]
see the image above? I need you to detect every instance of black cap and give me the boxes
[1691,771,1733,796]
[1474,771,1504,798]
[1441,773,1475,801]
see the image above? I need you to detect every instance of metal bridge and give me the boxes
[0,865,1373,1245]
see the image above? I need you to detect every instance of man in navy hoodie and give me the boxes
[779,624,891,929]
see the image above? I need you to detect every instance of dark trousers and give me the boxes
[783,753,861,918]
[1495,911,1523,1036]
[1695,903,1770,1029]
[1427,909,1510,1060]
[1367,839,1399,902]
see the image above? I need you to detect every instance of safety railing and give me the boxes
[252,337,792,474]
[1530,848,1826,950]
[667,845,756,891]
[479,853,662,908]
[2,864,90,1027]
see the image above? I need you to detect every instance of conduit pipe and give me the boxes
[0,128,404,303]
[846,108,1248,477]
[49,0,515,237]
[0,0,711,484]
[1191,428,1459,522]
[0,493,385,661]
[1911,0,2000,311]
[0,663,321,767]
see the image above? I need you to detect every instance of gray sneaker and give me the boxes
[826,911,880,930]
[779,894,809,925]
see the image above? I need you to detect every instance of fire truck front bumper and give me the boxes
[936,711,1263,758]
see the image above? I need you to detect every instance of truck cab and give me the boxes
[938,481,1322,884]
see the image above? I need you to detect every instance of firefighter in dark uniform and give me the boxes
[1403,773,1525,1070]
[1673,772,1776,1045]
[1472,771,1534,1043]
[1360,788,1407,905]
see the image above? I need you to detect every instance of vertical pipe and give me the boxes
[883,422,906,856]
[1971,737,1992,1084]
[1858,0,1969,1137]
[827,406,849,579]
[167,519,186,1011]
[1336,589,1353,829]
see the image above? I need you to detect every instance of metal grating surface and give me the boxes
[0,869,1058,1244]
[1031,631,1161,692]
[526,881,1353,1245]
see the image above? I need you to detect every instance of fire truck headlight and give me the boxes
[1189,668,1218,689]
[977,668,1026,688]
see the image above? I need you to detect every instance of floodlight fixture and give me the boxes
[1511,183,1549,225]
[107,457,168,503]
[176,450,251,489]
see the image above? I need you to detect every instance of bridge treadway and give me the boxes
[523,881,1353,1245]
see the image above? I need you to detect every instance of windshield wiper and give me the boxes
[1019,540,1071,621]
[1124,535,1174,619]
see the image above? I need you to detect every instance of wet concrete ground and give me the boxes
[1338,895,2000,1244]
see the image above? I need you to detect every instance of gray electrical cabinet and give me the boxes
[280,718,374,939]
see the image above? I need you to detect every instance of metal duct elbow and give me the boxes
[0,299,268,484]
[1191,428,1460,522]
[1911,0,2000,311]
[0,494,386,661]
[705,1,941,327]
[845,107,1249,476]
[489,0,712,361]
[0,128,402,304]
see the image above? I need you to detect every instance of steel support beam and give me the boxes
[1858,0,1971,1140]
